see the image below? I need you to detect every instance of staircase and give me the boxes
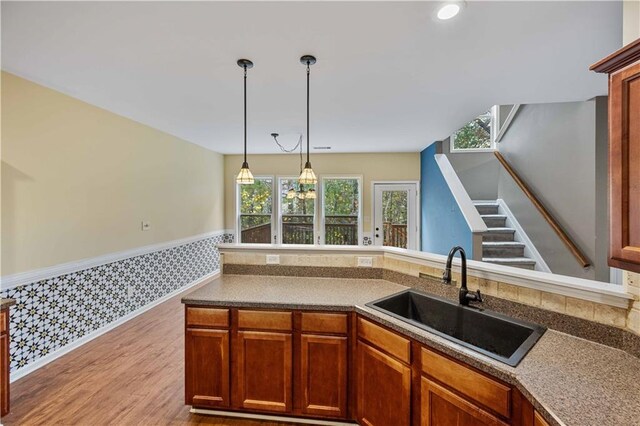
[474,202,537,270]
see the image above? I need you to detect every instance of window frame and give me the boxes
[276,175,317,245]
[319,175,363,246]
[449,106,498,154]
[236,175,276,244]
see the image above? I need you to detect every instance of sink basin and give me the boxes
[366,289,546,366]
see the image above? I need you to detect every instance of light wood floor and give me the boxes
[1,283,295,426]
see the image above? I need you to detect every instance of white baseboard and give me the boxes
[1,230,230,290]
[10,269,220,383]
[190,408,352,425]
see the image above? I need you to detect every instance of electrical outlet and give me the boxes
[141,221,151,231]
[266,254,280,265]
[357,257,373,268]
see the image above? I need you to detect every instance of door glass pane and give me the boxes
[239,178,272,243]
[280,179,315,244]
[381,190,408,249]
[323,178,359,245]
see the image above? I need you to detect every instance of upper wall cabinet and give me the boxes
[591,38,640,273]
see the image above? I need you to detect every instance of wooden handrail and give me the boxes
[494,152,591,268]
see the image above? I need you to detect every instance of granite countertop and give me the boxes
[1,298,16,309]
[182,275,640,426]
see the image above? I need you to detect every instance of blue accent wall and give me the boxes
[420,143,473,256]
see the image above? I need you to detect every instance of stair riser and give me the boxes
[483,247,525,258]
[476,205,499,215]
[483,233,515,242]
[484,260,536,270]
[482,217,507,227]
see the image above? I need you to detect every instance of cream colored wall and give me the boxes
[622,1,640,334]
[223,153,420,232]
[1,72,225,275]
[623,1,640,44]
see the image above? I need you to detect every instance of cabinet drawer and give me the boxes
[421,348,511,418]
[357,317,410,364]
[186,307,229,328]
[238,310,292,331]
[301,312,347,334]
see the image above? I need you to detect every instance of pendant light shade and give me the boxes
[305,188,317,199]
[236,161,254,184]
[236,59,254,185]
[299,55,318,185]
[299,162,317,185]
[286,187,296,199]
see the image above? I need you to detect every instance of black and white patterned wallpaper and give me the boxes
[0,233,233,373]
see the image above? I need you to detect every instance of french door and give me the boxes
[373,183,418,250]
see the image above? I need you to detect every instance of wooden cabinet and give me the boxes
[184,306,231,408]
[298,312,349,419]
[185,307,348,420]
[421,348,511,419]
[185,328,230,408]
[236,330,292,413]
[300,334,348,418]
[534,411,551,426]
[1,307,10,417]
[184,307,545,425]
[356,318,412,426]
[421,377,508,426]
[591,38,640,272]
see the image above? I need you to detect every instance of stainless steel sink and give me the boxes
[366,289,546,366]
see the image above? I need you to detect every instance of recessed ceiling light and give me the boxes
[437,3,461,20]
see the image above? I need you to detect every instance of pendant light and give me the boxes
[236,59,255,184]
[298,55,318,185]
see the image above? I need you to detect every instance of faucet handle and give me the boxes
[474,289,483,303]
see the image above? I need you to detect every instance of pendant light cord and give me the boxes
[243,64,247,164]
[306,61,310,164]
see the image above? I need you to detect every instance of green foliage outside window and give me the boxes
[240,178,272,231]
[452,111,492,150]
[323,178,359,245]
[382,191,407,225]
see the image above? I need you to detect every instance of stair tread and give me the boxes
[480,214,507,218]
[485,227,515,233]
[483,257,536,264]
[482,241,525,247]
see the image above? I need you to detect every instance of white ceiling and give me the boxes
[2,1,622,154]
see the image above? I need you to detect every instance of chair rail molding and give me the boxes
[1,229,233,290]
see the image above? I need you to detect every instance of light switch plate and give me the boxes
[357,256,373,268]
[266,254,280,265]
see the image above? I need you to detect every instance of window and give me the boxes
[237,177,273,243]
[278,178,316,245]
[321,177,362,245]
[450,107,497,152]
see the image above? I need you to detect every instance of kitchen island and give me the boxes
[182,274,640,426]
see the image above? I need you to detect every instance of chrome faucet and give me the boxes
[443,246,483,306]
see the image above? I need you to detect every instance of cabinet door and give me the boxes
[236,331,292,413]
[185,328,230,408]
[421,377,508,426]
[1,332,8,417]
[357,340,411,426]
[300,334,347,418]
[609,61,640,272]
[534,411,551,426]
